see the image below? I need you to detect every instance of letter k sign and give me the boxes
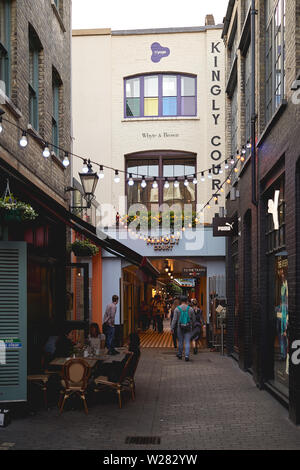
[268,190,280,230]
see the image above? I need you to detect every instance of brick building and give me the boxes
[0,0,72,402]
[223,0,300,424]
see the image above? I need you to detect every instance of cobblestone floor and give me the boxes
[1,349,300,450]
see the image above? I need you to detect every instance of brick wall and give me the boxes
[0,0,71,205]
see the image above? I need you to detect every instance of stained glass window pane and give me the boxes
[162,97,177,116]
[126,98,140,117]
[181,97,196,115]
[144,98,158,116]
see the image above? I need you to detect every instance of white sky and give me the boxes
[72,0,228,31]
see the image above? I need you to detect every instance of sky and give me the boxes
[72,0,228,31]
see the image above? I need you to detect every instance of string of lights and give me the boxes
[0,111,250,185]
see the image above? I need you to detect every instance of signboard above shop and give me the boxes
[182,267,207,277]
[213,217,238,237]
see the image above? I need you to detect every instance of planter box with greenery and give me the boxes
[70,239,99,257]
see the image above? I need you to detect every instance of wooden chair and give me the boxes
[27,374,50,409]
[126,353,140,401]
[94,352,133,408]
[59,358,91,415]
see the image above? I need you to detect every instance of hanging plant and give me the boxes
[0,179,38,223]
[70,239,99,257]
[0,196,38,222]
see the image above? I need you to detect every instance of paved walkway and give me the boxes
[1,349,300,450]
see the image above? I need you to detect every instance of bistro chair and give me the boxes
[94,352,133,408]
[59,358,91,415]
[127,354,140,401]
[27,374,51,409]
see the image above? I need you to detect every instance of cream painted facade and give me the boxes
[72,25,225,226]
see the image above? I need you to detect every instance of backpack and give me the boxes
[178,306,191,333]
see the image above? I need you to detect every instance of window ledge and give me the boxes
[257,99,288,147]
[2,95,22,119]
[122,116,200,122]
[51,151,65,170]
[51,0,66,33]
[27,124,44,148]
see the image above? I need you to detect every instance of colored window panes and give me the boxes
[144,98,158,116]
[181,76,195,96]
[144,75,158,97]
[162,97,177,116]
[181,97,196,116]
[163,75,177,96]
[126,78,140,97]
[126,98,140,117]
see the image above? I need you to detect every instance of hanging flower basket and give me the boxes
[70,239,99,257]
[0,196,38,223]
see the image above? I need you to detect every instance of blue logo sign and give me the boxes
[151,42,170,63]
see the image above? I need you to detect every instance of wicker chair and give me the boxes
[27,374,51,409]
[127,353,140,401]
[59,358,91,415]
[94,352,134,408]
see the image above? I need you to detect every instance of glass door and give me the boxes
[65,263,89,341]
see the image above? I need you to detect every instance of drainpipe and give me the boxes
[251,0,258,207]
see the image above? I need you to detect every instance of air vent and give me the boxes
[125,436,161,445]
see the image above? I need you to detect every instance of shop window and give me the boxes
[126,153,196,213]
[265,177,288,392]
[0,0,11,97]
[124,73,197,118]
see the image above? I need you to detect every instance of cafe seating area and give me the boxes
[27,347,139,414]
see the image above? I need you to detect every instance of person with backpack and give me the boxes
[171,295,196,361]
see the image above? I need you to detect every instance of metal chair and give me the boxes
[94,352,133,408]
[59,358,91,415]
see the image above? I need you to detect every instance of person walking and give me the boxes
[103,295,119,355]
[190,299,205,354]
[169,297,180,349]
[171,295,195,361]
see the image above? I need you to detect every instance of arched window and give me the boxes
[124,73,197,118]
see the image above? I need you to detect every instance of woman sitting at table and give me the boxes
[96,333,140,383]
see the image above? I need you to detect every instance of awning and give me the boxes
[0,156,160,279]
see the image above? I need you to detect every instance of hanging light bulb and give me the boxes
[0,117,3,134]
[242,145,246,155]
[42,143,50,158]
[225,160,229,170]
[234,167,239,173]
[98,165,104,179]
[208,169,212,179]
[247,139,251,149]
[82,159,88,173]
[241,155,245,163]
[174,177,179,188]
[128,173,134,186]
[141,176,147,188]
[201,172,205,182]
[164,178,169,189]
[193,174,198,185]
[236,150,241,160]
[227,177,231,184]
[184,177,189,187]
[218,167,223,175]
[63,152,70,167]
[19,131,28,148]
[114,170,120,183]
[152,177,158,189]
[230,155,235,165]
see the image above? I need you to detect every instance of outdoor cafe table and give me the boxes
[49,348,128,371]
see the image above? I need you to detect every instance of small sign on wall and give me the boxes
[151,42,170,63]
[213,217,238,237]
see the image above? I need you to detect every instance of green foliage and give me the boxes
[0,195,38,221]
[70,239,99,257]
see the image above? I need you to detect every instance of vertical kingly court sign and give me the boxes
[209,40,223,200]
